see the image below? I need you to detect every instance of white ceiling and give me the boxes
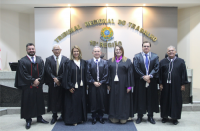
[1,0,200,14]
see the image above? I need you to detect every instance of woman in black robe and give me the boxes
[107,45,134,124]
[62,45,87,126]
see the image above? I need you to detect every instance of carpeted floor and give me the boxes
[52,118,137,131]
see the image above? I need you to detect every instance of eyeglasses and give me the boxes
[143,46,150,48]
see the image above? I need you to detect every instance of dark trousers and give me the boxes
[26,115,42,122]
[92,109,103,119]
[138,88,153,118]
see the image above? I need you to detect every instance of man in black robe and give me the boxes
[86,46,108,125]
[15,43,48,129]
[159,46,188,125]
[133,41,159,124]
[44,44,69,124]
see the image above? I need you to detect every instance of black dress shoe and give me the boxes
[148,117,156,124]
[50,118,57,125]
[92,118,97,125]
[37,118,49,124]
[25,121,31,129]
[136,117,142,124]
[162,118,168,123]
[172,120,178,125]
[99,118,105,124]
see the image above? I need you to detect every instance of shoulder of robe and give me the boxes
[62,55,69,61]
[19,56,29,63]
[134,53,141,58]
[87,59,93,63]
[81,59,86,63]
[108,58,112,61]
[46,55,53,59]
[176,57,185,63]
[151,52,158,58]
[102,59,108,64]
[20,56,26,61]
[107,58,113,64]
[126,58,131,62]
[36,56,43,61]
[159,58,167,63]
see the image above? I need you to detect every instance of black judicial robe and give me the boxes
[86,59,109,113]
[15,56,45,119]
[133,52,159,115]
[44,55,69,113]
[159,58,188,119]
[62,59,87,124]
[108,58,134,120]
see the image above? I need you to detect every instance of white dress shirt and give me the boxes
[53,55,62,65]
[27,55,36,63]
[141,52,153,78]
[74,59,80,68]
[93,57,101,63]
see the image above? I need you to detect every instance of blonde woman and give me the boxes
[107,45,134,124]
[62,45,87,126]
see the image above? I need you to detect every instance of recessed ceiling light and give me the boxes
[143,4,146,6]
[68,4,70,6]
[106,4,108,6]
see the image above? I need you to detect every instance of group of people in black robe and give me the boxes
[15,41,188,129]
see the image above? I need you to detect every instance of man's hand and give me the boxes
[53,78,60,86]
[33,79,40,86]
[159,84,163,91]
[32,84,37,87]
[107,86,110,91]
[94,82,101,87]
[147,80,151,84]
[56,81,61,86]
[181,85,185,91]
[127,89,131,93]
[69,88,75,93]
[53,78,59,83]
[143,75,150,82]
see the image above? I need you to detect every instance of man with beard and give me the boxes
[86,46,108,125]
[44,44,69,124]
[159,46,188,125]
[15,43,48,129]
[133,41,159,124]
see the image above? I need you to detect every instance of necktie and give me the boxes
[31,56,35,64]
[96,59,99,82]
[56,57,59,76]
[145,54,149,71]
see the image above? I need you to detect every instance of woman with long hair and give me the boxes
[107,45,134,124]
[62,45,87,126]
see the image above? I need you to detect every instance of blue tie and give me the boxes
[145,54,149,71]
[31,56,35,64]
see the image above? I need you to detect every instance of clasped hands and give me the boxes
[143,75,151,83]
[53,78,60,86]
[32,78,40,87]
[94,82,101,87]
